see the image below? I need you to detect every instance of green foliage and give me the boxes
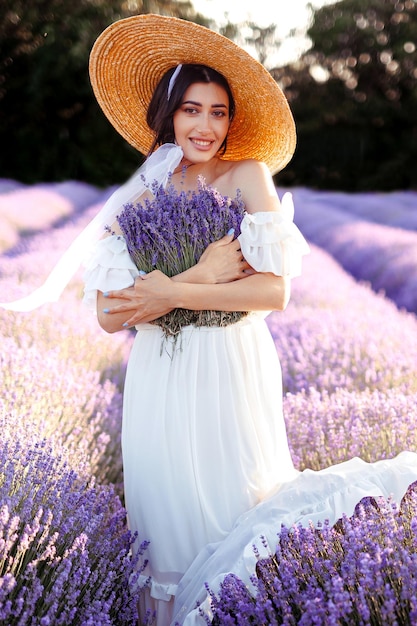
[0,0,203,186]
[275,0,417,190]
[2,0,416,190]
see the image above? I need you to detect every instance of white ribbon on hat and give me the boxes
[167,64,183,100]
[0,143,184,312]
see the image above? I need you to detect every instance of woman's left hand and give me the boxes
[103,270,176,328]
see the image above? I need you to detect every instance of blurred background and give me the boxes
[1,0,416,191]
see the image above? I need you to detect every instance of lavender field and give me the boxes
[1,180,417,625]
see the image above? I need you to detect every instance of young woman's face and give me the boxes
[173,82,231,163]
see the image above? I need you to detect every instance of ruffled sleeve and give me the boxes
[238,192,310,278]
[82,235,139,312]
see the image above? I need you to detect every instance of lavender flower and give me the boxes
[0,327,128,494]
[117,176,248,336]
[267,243,417,396]
[283,388,417,471]
[207,483,417,625]
[0,432,143,625]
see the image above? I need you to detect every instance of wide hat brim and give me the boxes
[89,14,296,174]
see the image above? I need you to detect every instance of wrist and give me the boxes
[193,259,216,284]
[171,279,187,309]
[172,262,215,285]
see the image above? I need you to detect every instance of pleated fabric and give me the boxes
[122,315,297,622]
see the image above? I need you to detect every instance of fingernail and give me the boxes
[138,270,146,275]
[227,228,235,236]
[103,291,109,297]
[122,322,129,327]
[103,308,110,313]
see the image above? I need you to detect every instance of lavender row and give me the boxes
[208,485,417,625]
[0,181,107,255]
[267,243,417,398]
[288,187,417,231]
[0,429,141,625]
[1,181,417,623]
[287,188,417,313]
[0,192,140,622]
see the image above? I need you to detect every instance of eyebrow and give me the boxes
[182,99,228,109]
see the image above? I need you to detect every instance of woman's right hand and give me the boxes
[196,231,254,284]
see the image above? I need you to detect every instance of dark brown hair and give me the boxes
[146,64,235,156]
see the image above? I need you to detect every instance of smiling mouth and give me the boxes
[190,138,214,147]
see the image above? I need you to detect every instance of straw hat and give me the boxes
[89,14,296,174]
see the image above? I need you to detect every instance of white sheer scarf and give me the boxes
[0,144,183,312]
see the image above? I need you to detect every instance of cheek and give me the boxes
[173,116,191,140]
[220,120,231,141]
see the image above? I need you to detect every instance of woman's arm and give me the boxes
[172,231,252,285]
[97,231,254,333]
[174,272,290,312]
[98,270,290,332]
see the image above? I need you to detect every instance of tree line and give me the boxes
[1,0,416,190]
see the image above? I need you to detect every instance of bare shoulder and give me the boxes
[227,159,280,214]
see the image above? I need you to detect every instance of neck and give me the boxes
[173,158,193,174]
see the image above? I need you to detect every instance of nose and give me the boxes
[195,112,212,134]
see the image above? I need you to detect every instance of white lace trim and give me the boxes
[82,235,139,312]
[136,573,178,602]
[238,192,310,277]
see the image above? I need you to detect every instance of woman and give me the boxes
[83,15,308,624]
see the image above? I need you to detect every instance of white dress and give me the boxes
[82,200,417,625]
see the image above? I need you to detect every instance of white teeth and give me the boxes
[192,139,212,146]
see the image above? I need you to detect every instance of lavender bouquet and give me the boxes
[117,176,248,338]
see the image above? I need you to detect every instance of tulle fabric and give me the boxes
[173,451,417,624]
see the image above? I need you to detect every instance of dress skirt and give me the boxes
[121,314,297,622]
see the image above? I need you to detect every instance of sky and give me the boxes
[191,0,339,66]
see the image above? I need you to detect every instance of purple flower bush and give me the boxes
[267,243,417,396]
[0,429,143,625]
[117,177,247,336]
[1,179,417,624]
[0,181,142,624]
[284,387,417,471]
[0,335,125,489]
[287,187,417,313]
[208,483,417,625]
